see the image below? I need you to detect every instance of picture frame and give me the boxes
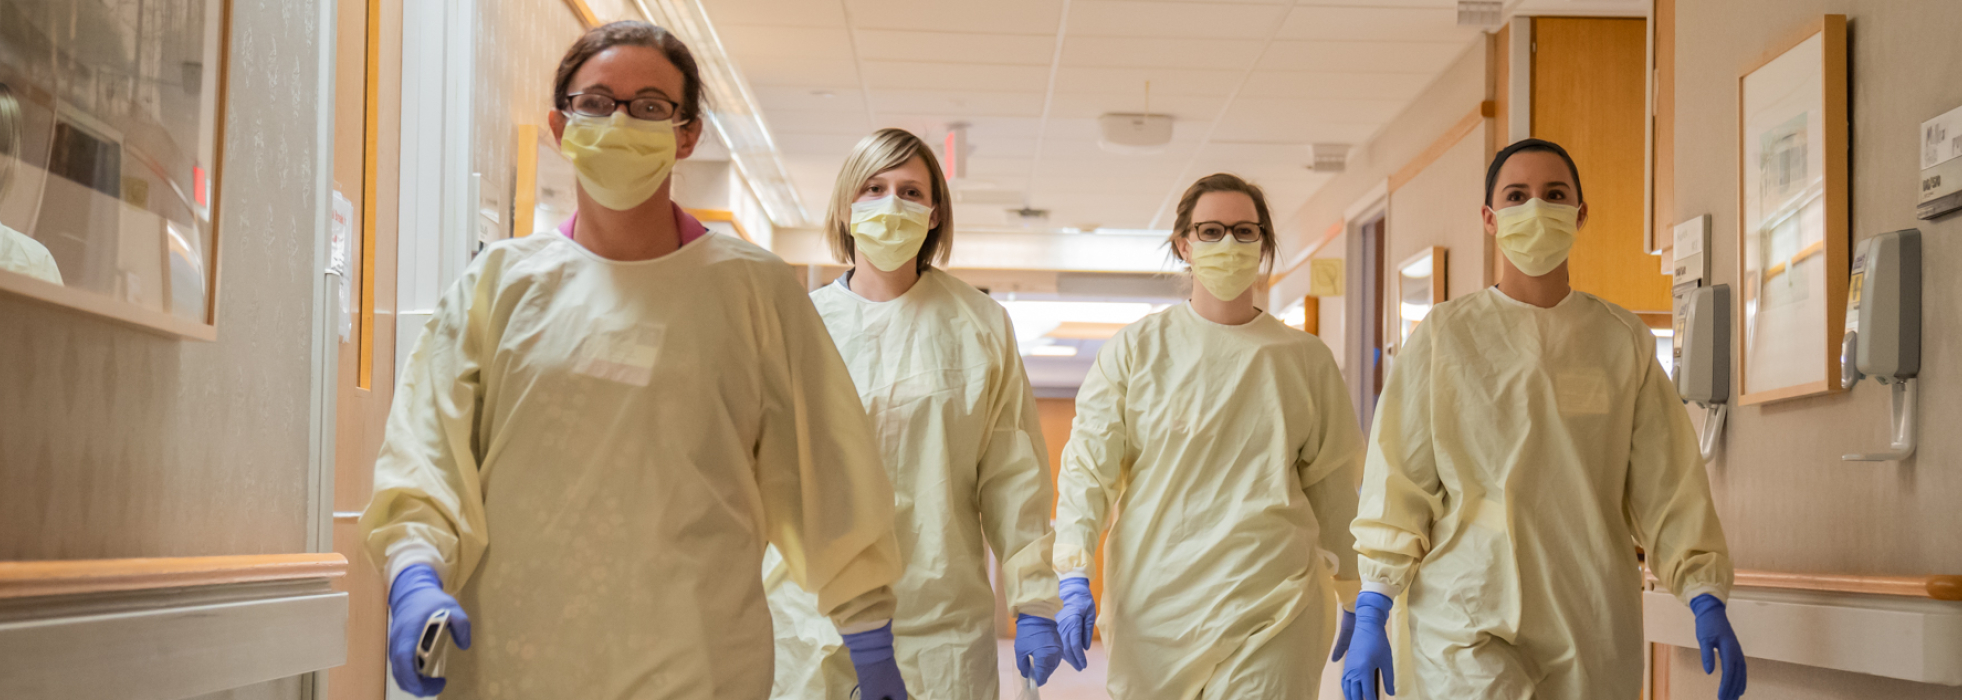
[1735,15,1849,405]
[1396,246,1446,346]
[0,0,231,340]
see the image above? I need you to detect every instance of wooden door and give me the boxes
[329,1,402,698]
[1531,17,1671,313]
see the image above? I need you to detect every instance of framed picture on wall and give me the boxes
[1735,15,1849,405]
[0,0,230,339]
[1396,246,1446,346]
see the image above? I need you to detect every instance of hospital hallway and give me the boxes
[2,1,1961,700]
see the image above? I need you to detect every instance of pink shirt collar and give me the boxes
[559,203,709,246]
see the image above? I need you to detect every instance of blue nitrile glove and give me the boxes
[1015,614,1064,684]
[841,622,908,700]
[388,564,472,697]
[1330,608,1357,662]
[1057,576,1097,671]
[1341,592,1396,700]
[1692,594,1747,700]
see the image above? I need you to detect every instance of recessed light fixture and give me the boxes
[1311,143,1351,173]
[1456,0,1501,27]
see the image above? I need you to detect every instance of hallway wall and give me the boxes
[474,1,587,240]
[1271,36,1493,305]
[0,0,327,567]
[1670,1,1962,697]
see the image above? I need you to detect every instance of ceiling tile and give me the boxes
[716,25,857,62]
[860,61,1051,92]
[1046,92,1229,121]
[764,109,876,135]
[1061,36,1263,70]
[869,89,1048,118]
[775,132,874,157]
[1226,97,1406,125]
[737,56,863,87]
[1207,117,1382,145]
[752,85,869,113]
[1238,70,1431,101]
[845,0,1065,34]
[854,30,1057,65]
[1258,40,1467,74]
[1069,0,1286,39]
[700,0,848,27]
[1276,6,1482,43]
[1052,66,1242,97]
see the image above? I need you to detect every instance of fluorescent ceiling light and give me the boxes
[1028,345,1079,357]
[1279,304,1308,327]
[999,301,1165,342]
[632,0,811,226]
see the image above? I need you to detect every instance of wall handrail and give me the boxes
[1647,567,1962,601]
[0,553,348,600]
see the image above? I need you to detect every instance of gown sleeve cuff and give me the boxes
[1679,583,1727,606]
[837,618,893,636]
[384,540,448,593]
[1058,569,1089,581]
[1361,580,1405,599]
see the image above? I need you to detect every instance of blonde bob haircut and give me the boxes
[826,128,952,273]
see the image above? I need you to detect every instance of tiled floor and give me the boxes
[992,639,1347,699]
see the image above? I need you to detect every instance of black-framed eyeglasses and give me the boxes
[563,92,686,123]
[1191,221,1264,244]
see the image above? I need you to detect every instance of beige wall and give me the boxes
[0,1,326,564]
[475,1,588,238]
[1672,1,1962,697]
[1385,128,1491,307]
[1271,36,1492,305]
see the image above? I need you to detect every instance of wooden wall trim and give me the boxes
[564,0,601,28]
[1271,219,1346,284]
[1388,101,1494,193]
[1648,567,1962,601]
[0,554,348,600]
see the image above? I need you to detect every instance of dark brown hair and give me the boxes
[1485,138,1584,207]
[553,21,707,123]
[1168,173,1278,268]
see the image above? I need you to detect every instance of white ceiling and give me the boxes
[700,0,1491,233]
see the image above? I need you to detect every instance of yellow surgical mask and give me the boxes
[1492,197,1580,277]
[559,112,677,211]
[849,195,933,272]
[1188,239,1262,301]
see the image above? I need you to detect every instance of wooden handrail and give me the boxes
[0,553,348,600]
[1647,567,1962,601]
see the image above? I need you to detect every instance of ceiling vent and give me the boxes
[1098,113,1174,154]
[1311,143,1351,173]
[1456,1,1501,27]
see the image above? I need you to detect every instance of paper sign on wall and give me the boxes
[329,190,354,342]
[1309,258,1345,297]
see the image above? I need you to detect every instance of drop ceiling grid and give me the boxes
[701,0,1485,230]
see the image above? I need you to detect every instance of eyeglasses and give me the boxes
[563,92,685,123]
[1191,221,1264,244]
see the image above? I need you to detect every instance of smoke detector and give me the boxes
[1456,1,1501,27]
[1311,143,1351,173]
[1098,113,1174,154]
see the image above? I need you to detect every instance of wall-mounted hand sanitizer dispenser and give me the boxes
[1678,285,1730,461]
[1842,229,1923,462]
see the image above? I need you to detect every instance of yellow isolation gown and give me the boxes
[1054,302,1365,700]
[360,230,902,700]
[1353,287,1733,699]
[765,269,1059,700]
